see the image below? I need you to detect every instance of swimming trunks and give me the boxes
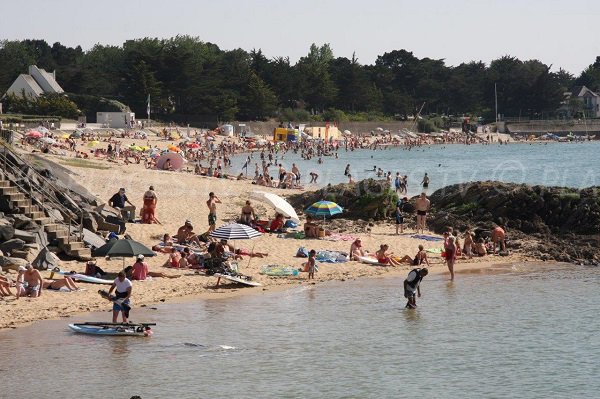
[422,183,429,188]
[396,214,404,224]
[417,210,427,216]
[208,213,217,226]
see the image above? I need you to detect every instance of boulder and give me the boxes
[32,247,60,271]
[10,248,38,261]
[12,214,38,231]
[82,210,99,232]
[0,223,15,241]
[0,238,26,254]
[0,255,29,271]
[13,229,37,243]
[0,197,16,213]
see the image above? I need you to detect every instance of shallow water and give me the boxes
[2,262,600,399]
[229,141,600,196]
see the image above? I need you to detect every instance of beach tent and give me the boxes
[156,153,185,170]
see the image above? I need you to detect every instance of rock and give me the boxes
[0,256,29,271]
[82,210,98,232]
[32,247,60,271]
[12,229,36,243]
[0,197,17,213]
[0,238,26,254]
[10,248,37,261]
[0,223,15,241]
[12,215,38,231]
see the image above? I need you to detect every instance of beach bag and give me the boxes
[285,220,298,228]
[296,247,309,258]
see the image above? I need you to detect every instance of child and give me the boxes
[308,249,317,279]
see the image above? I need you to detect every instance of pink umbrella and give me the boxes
[26,131,43,138]
[187,143,200,149]
[156,153,185,171]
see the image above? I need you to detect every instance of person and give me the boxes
[152,234,175,253]
[0,275,14,296]
[131,255,149,280]
[421,173,430,189]
[206,192,221,233]
[108,187,136,222]
[463,229,474,259]
[350,238,367,261]
[404,244,430,267]
[403,267,428,309]
[376,244,401,266]
[395,196,408,234]
[269,213,285,232]
[473,238,487,256]
[43,277,80,291]
[307,249,317,279]
[234,248,269,258]
[445,236,457,281]
[415,192,430,234]
[141,186,160,224]
[292,163,301,184]
[394,172,402,194]
[348,174,354,184]
[304,215,319,238]
[344,164,350,176]
[16,264,43,299]
[240,200,256,225]
[492,225,506,253]
[309,172,319,183]
[176,220,201,247]
[107,271,132,323]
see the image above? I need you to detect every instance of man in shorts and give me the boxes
[415,192,430,234]
[16,263,43,299]
[403,267,428,309]
[107,271,132,323]
[206,192,221,233]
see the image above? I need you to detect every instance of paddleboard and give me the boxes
[357,256,386,266]
[214,273,262,287]
[69,322,154,337]
[52,269,113,285]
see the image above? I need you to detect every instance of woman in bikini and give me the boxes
[375,244,401,266]
[42,277,80,291]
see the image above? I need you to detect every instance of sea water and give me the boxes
[229,141,600,196]
[2,262,600,399]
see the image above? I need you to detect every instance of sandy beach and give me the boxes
[0,134,530,330]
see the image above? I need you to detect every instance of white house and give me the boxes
[569,86,600,118]
[96,112,136,128]
[5,65,64,98]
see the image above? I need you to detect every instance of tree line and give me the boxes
[1,37,599,122]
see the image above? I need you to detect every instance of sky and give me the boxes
[1,0,599,75]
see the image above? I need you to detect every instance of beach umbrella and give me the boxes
[87,140,100,147]
[39,137,56,145]
[36,126,50,134]
[156,152,185,170]
[250,191,300,223]
[167,144,181,152]
[92,238,156,269]
[210,223,262,240]
[70,131,82,138]
[187,142,200,149]
[26,131,43,138]
[129,145,143,151]
[61,133,70,139]
[305,200,343,219]
[376,127,384,132]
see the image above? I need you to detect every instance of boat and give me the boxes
[68,322,155,337]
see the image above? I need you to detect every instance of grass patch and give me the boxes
[559,192,581,200]
[59,159,111,170]
[454,202,479,214]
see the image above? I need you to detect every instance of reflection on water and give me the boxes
[2,262,600,399]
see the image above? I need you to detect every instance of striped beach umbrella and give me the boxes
[304,200,343,218]
[209,223,262,240]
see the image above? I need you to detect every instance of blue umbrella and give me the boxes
[304,200,343,219]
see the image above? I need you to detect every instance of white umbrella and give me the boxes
[210,223,262,240]
[250,191,300,223]
[39,137,56,145]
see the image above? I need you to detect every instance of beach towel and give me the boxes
[316,250,348,263]
[426,248,443,254]
[410,235,443,242]
[260,265,298,276]
[296,247,309,258]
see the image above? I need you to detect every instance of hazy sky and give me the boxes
[2,0,599,75]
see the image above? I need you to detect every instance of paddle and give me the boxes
[98,289,131,316]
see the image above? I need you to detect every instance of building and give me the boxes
[96,112,136,128]
[304,124,342,141]
[564,86,600,118]
[5,65,64,98]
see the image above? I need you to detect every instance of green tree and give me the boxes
[296,43,338,112]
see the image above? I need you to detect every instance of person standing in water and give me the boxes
[403,267,428,309]
[421,173,430,189]
[344,164,351,176]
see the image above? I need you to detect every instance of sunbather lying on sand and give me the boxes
[42,277,80,291]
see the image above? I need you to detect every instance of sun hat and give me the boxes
[137,255,144,260]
